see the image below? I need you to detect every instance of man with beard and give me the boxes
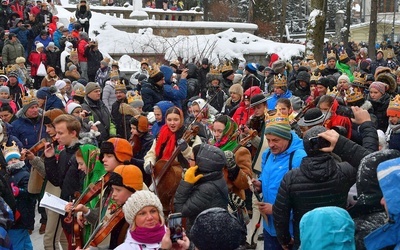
[321,50,340,76]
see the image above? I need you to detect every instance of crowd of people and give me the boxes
[0,0,400,248]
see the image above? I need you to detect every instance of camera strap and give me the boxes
[265,151,295,171]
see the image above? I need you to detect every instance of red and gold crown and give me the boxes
[265,111,290,127]
[326,50,336,60]
[221,61,233,73]
[345,87,364,103]
[352,71,367,86]
[22,94,38,107]
[339,50,349,61]
[310,71,321,82]
[387,94,400,117]
[274,73,287,88]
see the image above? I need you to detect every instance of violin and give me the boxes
[152,125,199,215]
[129,134,142,157]
[232,129,257,154]
[64,173,111,224]
[29,136,57,155]
[83,207,125,248]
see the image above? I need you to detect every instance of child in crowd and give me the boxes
[385,94,400,151]
[3,141,35,250]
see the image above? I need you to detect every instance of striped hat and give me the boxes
[265,112,291,140]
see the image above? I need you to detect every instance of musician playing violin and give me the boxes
[211,115,253,247]
[70,144,106,243]
[44,114,83,250]
[72,164,144,249]
[21,109,67,250]
[144,106,202,175]
[130,115,153,187]
[71,138,144,249]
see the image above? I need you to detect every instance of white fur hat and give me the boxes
[123,190,164,228]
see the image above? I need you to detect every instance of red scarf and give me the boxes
[155,125,176,160]
[130,224,165,244]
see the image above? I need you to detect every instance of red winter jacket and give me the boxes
[28,51,47,76]
[77,39,88,62]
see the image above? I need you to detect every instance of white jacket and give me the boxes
[114,230,161,250]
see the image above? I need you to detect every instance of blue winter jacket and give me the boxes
[11,111,47,149]
[267,89,293,110]
[53,29,63,48]
[364,158,400,250]
[259,131,306,236]
[300,206,355,250]
[160,65,187,109]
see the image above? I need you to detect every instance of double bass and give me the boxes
[152,125,199,216]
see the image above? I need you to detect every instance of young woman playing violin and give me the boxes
[144,106,202,174]
[69,138,146,249]
[64,144,106,245]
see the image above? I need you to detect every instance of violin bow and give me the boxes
[82,221,104,249]
[188,87,222,129]
[37,96,48,142]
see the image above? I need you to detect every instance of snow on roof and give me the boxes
[58,1,304,70]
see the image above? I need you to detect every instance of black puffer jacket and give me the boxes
[368,93,390,131]
[186,63,200,100]
[174,144,228,231]
[141,80,164,112]
[273,154,357,248]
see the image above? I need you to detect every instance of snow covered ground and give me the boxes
[57,0,304,71]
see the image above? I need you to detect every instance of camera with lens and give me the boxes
[308,136,331,152]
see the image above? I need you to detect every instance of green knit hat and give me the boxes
[264,112,291,140]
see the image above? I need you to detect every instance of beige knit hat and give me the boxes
[123,190,164,228]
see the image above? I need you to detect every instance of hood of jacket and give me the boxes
[300,206,355,250]
[186,63,198,79]
[300,154,337,182]
[160,65,174,85]
[196,144,227,173]
[377,157,400,216]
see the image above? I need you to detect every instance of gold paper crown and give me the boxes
[326,50,336,60]
[221,61,233,73]
[376,48,384,55]
[22,94,38,107]
[0,68,4,75]
[115,80,126,92]
[309,60,317,70]
[317,61,326,71]
[111,60,119,67]
[141,58,149,66]
[386,49,395,59]
[339,51,349,61]
[209,65,221,75]
[265,111,290,128]
[170,59,180,67]
[310,71,321,82]
[274,74,287,88]
[69,16,76,23]
[103,57,111,64]
[109,70,119,79]
[74,86,85,97]
[388,94,400,115]
[326,86,339,96]
[149,63,161,78]
[345,87,364,103]
[5,65,13,74]
[306,54,314,61]
[2,141,20,160]
[127,91,142,104]
[70,49,78,56]
[353,71,367,86]
[300,61,309,67]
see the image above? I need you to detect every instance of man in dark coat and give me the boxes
[197,58,209,99]
[273,126,358,249]
[288,70,310,101]
[85,40,103,82]
[111,82,131,139]
[141,68,165,112]
[81,82,116,144]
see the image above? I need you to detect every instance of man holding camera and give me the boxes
[251,112,306,250]
[272,125,357,250]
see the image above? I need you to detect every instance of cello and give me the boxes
[152,125,199,215]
